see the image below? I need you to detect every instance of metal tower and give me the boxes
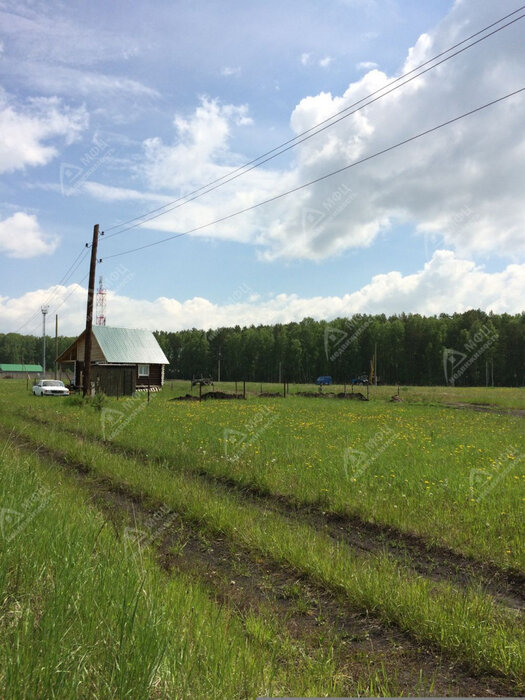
[95,276,106,326]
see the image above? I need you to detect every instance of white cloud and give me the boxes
[220,66,241,77]
[9,63,160,99]
[319,56,333,68]
[0,212,59,258]
[142,97,257,194]
[84,0,525,263]
[356,60,379,71]
[0,92,88,174]
[2,251,523,335]
[0,5,141,67]
[82,182,172,204]
[0,6,157,104]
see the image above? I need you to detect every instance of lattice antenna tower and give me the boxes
[95,275,106,326]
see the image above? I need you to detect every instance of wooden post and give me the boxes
[54,314,58,379]
[283,381,286,398]
[235,380,238,396]
[344,382,346,396]
[148,377,151,403]
[366,383,369,400]
[83,224,99,397]
[199,382,202,402]
[243,380,246,399]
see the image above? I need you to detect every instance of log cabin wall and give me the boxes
[135,363,162,387]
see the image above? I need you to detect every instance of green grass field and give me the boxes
[0,378,523,697]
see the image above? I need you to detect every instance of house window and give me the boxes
[138,364,150,377]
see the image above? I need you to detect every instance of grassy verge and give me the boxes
[2,411,524,689]
[13,386,524,569]
[0,441,355,698]
[164,379,525,408]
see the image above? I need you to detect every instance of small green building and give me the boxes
[0,363,43,376]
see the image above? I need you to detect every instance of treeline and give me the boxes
[1,310,523,386]
[0,333,74,373]
[154,311,524,386]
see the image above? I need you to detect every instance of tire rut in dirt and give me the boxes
[18,411,523,610]
[2,424,518,697]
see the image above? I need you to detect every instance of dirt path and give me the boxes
[17,410,524,611]
[446,402,525,417]
[2,424,516,697]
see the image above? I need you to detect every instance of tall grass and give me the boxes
[3,412,524,689]
[13,384,524,569]
[0,443,350,698]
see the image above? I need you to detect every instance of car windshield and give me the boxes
[42,380,64,387]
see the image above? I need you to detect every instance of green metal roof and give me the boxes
[0,364,43,372]
[93,327,169,364]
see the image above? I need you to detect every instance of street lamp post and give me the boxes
[41,305,49,376]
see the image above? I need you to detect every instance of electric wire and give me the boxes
[100,86,525,261]
[13,246,89,334]
[102,6,525,240]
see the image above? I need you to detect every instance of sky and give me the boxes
[0,0,524,336]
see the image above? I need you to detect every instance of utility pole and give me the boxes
[41,305,49,376]
[83,224,99,397]
[54,314,58,379]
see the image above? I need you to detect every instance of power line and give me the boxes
[100,86,525,261]
[13,246,89,334]
[23,271,89,338]
[102,6,525,240]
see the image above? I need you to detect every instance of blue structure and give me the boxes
[315,375,332,386]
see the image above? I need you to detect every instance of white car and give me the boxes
[32,379,70,396]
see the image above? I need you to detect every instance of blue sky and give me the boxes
[1,0,524,335]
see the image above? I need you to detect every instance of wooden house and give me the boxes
[57,327,169,396]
